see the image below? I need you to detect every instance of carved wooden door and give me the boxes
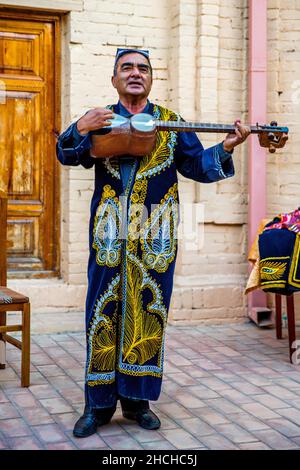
[0,11,60,278]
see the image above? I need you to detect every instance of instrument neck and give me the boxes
[155,120,261,134]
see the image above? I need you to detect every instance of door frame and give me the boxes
[0,7,62,278]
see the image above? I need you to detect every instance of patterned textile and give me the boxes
[0,290,13,304]
[259,228,300,295]
[246,209,300,296]
[56,101,234,408]
[264,208,300,234]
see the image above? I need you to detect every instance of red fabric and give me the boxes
[264,208,300,234]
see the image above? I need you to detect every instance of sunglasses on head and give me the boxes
[115,48,150,62]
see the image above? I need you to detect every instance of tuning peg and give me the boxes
[269,145,276,153]
[268,132,275,141]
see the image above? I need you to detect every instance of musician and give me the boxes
[56,48,250,438]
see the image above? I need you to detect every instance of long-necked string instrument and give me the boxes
[90,113,289,158]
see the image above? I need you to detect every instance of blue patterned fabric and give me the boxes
[259,226,300,295]
[56,101,235,408]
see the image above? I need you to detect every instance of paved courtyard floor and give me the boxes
[1,321,300,450]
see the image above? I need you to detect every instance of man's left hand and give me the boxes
[223,119,251,153]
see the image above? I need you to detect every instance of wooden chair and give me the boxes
[275,293,297,364]
[0,190,31,387]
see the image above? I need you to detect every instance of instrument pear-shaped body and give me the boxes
[90,113,157,158]
[89,113,289,158]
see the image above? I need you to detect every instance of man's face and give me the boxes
[111,52,153,100]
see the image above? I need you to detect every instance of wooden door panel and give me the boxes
[0,30,40,78]
[0,92,42,200]
[1,91,41,197]
[0,13,60,278]
[8,218,35,255]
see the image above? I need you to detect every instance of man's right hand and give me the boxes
[76,108,114,135]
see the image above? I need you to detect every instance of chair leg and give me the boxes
[0,310,6,369]
[286,294,296,364]
[21,302,30,387]
[275,294,282,339]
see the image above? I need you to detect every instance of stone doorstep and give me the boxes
[7,279,87,314]
[6,278,300,330]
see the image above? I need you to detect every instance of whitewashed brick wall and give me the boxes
[8,0,300,325]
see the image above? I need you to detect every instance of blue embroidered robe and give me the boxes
[56,101,235,408]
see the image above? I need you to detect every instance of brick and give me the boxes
[229,412,270,432]
[215,422,258,444]
[254,429,299,450]
[46,441,77,450]
[277,408,300,426]
[193,407,229,426]
[53,412,80,432]
[178,417,216,437]
[142,440,176,450]
[36,365,65,377]
[47,376,78,390]
[0,367,19,381]
[30,354,53,367]
[10,392,40,409]
[156,402,194,420]
[102,434,143,450]
[205,398,243,415]
[29,384,60,399]
[125,424,163,444]
[39,397,74,414]
[239,442,271,450]
[262,385,300,401]
[220,389,254,405]
[19,407,54,426]
[32,424,67,444]
[254,394,290,410]
[169,372,198,387]
[198,433,238,450]
[267,418,300,438]
[230,381,264,396]
[57,386,84,405]
[65,368,85,380]
[159,428,203,449]
[0,403,20,420]
[7,436,44,450]
[174,392,205,409]
[241,403,281,420]
[0,390,8,403]
[0,418,32,437]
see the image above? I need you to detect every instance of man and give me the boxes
[56,48,250,438]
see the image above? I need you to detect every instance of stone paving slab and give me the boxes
[0,321,300,450]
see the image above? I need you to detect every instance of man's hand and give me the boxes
[76,108,114,135]
[223,119,251,153]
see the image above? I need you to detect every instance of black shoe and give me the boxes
[73,405,116,438]
[120,398,161,430]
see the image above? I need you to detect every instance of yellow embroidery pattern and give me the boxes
[140,183,179,273]
[127,178,148,254]
[118,254,167,377]
[260,261,288,280]
[123,255,162,366]
[288,235,300,288]
[92,309,117,372]
[92,185,122,267]
[260,256,289,289]
[136,105,178,179]
[87,274,120,386]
